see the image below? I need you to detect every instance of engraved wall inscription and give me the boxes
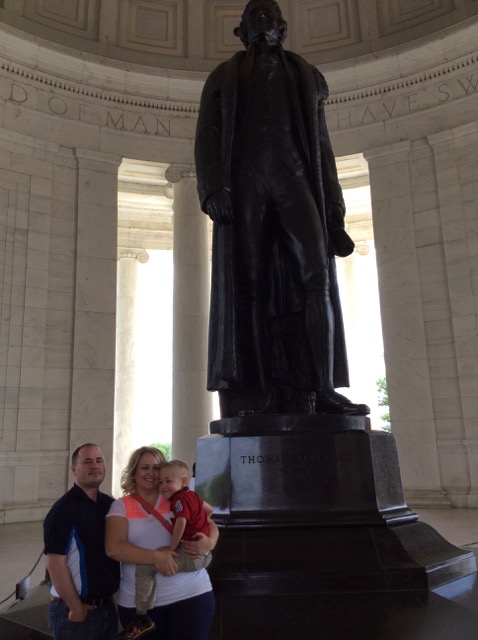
[2,60,478,142]
[328,70,478,130]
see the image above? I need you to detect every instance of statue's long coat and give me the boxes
[195,48,350,392]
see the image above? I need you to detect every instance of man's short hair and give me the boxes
[71,443,101,465]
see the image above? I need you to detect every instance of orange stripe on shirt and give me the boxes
[122,494,171,519]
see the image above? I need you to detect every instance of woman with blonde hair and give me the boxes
[106,446,217,640]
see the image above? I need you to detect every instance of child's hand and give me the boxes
[182,533,210,557]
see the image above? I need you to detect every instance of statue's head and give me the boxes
[234,0,288,47]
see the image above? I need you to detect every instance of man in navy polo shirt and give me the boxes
[43,443,120,639]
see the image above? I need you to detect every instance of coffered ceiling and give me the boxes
[1,1,477,72]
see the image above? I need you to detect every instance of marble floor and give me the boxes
[0,521,47,612]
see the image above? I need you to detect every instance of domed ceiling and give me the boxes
[0,0,477,73]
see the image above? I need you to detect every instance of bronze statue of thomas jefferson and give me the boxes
[195,0,369,418]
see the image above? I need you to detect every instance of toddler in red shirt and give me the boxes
[159,459,213,572]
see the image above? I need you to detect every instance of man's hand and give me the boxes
[45,553,93,623]
[330,228,355,258]
[68,602,94,622]
[205,190,233,224]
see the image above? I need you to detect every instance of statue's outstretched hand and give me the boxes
[330,228,355,258]
[205,190,233,225]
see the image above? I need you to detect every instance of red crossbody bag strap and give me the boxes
[132,493,174,534]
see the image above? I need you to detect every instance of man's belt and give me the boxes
[50,595,112,607]
[80,596,112,607]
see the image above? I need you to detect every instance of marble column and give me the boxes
[71,149,122,493]
[364,141,449,508]
[337,235,384,427]
[427,123,478,508]
[114,248,149,498]
[166,164,211,468]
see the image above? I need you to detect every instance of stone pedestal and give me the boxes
[198,416,415,528]
[196,416,477,639]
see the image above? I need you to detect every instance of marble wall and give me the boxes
[0,15,477,520]
[363,124,478,508]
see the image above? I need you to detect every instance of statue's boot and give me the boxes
[315,387,370,415]
[238,388,276,416]
[305,290,370,416]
